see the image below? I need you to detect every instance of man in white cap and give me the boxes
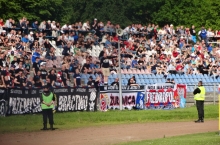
[28,31,34,43]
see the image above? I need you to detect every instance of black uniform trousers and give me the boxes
[196,100,204,120]
[42,109,54,125]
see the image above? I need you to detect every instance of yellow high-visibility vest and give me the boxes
[194,86,206,101]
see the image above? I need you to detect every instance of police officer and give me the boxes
[40,85,55,130]
[193,81,206,123]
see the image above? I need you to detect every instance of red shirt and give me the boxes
[172,51,179,57]
[113,36,118,42]
[0,22,4,26]
[176,64,183,71]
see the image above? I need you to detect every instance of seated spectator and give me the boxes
[131,57,138,68]
[127,77,139,86]
[167,61,177,74]
[111,78,119,87]
[87,76,95,87]
[52,73,64,87]
[165,78,171,83]
[26,76,34,88]
[171,78,175,84]
[21,34,29,43]
[45,47,56,60]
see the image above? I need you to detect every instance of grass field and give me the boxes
[119,132,220,145]
[0,104,218,133]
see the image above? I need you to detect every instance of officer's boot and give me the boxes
[50,124,55,130]
[41,123,48,130]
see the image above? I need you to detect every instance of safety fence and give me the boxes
[0,83,190,116]
[0,87,97,116]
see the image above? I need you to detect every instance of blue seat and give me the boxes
[143,74,148,79]
[188,74,193,79]
[203,74,208,78]
[139,74,144,79]
[149,79,154,84]
[151,74,156,79]
[140,79,145,84]
[146,74,151,79]
[136,79,141,84]
[176,74,180,79]
[167,74,172,79]
[171,74,176,78]
[144,79,150,84]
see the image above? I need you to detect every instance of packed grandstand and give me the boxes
[0,17,219,92]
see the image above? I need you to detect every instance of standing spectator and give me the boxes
[73,68,81,87]
[62,42,71,56]
[32,49,41,63]
[40,64,48,84]
[33,57,40,75]
[190,25,196,43]
[100,52,113,85]
[32,21,39,31]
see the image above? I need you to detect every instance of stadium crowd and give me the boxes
[0,17,220,88]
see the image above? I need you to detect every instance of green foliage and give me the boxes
[0,104,218,133]
[1,0,220,28]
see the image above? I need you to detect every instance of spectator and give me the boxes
[87,76,95,87]
[46,47,56,60]
[53,73,64,87]
[62,42,71,56]
[33,57,40,75]
[127,76,139,86]
[111,78,119,87]
[73,68,81,87]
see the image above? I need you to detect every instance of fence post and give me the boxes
[214,84,216,105]
[194,84,196,105]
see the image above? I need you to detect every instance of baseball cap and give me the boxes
[94,18,97,20]
[89,76,93,80]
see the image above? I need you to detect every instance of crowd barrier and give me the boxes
[0,83,187,116]
[0,87,97,116]
[99,83,187,111]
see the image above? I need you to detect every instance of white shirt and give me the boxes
[28,34,34,42]
[61,24,68,30]
[51,23,57,30]
[82,23,89,31]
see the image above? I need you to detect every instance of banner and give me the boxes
[145,83,187,109]
[175,84,187,108]
[57,87,97,112]
[0,88,8,116]
[7,87,97,115]
[100,92,144,111]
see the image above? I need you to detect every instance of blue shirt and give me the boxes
[105,40,111,48]
[31,52,40,63]
[207,46,212,52]
[131,60,138,68]
[21,37,29,43]
[73,73,81,86]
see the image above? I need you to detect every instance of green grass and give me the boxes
[119,132,220,145]
[0,104,218,133]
